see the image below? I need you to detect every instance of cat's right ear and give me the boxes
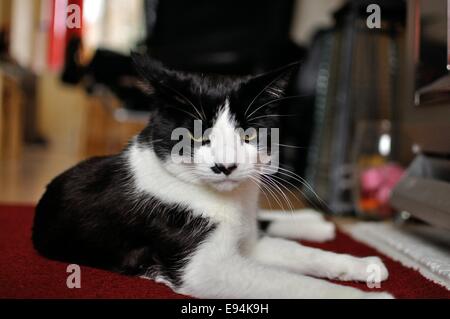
[131,52,194,105]
[131,52,170,95]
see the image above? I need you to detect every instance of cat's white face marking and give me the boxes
[196,99,259,191]
[166,99,264,192]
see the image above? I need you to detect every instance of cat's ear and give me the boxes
[131,52,165,93]
[131,52,181,96]
[243,62,299,100]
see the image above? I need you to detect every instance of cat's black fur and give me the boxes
[32,154,215,285]
[32,54,295,287]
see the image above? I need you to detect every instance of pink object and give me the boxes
[376,185,392,206]
[360,167,383,191]
[360,163,405,213]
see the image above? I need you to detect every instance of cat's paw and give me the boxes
[360,256,389,282]
[335,256,389,282]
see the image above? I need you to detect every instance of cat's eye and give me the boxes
[189,132,210,145]
[242,131,257,143]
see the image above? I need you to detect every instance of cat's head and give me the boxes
[132,53,296,191]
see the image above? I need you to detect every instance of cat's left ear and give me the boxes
[242,62,299,101]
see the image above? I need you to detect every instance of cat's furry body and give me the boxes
[32,55,392,298]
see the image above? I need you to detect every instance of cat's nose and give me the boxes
[211,163,238,176]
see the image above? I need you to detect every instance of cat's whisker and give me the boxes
[247,114,297,122]
[160,83,204,120]
[244,71,291,116]
[263,174,296,213]
[260,175,302,211]
[246,95,307,120]
[255,164,329,211]
[255,168,320,210]
[259,171,310,210]
[183,99,205,121]
[277,164,327,207]
[253,173,286,211]
[261,171,289,214]
[253,178,276,211]
[259,174,294,213]
[248,175,273,210]
[144,70,205,120]
[273,143,308,149]
[268,177,298,214]
[257,178,284,212]
[167,106,200,121]
[198,80,207,120]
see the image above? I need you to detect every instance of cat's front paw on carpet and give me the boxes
[332,256,389,282]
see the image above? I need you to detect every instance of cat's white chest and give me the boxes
[127,144,259,225]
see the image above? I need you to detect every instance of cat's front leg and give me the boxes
[179,253,391,299]
[250,236,389,283]
[179,235,391,299]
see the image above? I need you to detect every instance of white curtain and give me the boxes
[83,0,146,54]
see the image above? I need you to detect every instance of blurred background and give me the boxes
[1,0,449,230]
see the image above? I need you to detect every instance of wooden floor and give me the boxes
[0,146,83,204]
[0,73,145,204]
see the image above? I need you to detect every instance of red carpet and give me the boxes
[0,205,448,299]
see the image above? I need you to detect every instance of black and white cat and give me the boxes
[32,54,391,298]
